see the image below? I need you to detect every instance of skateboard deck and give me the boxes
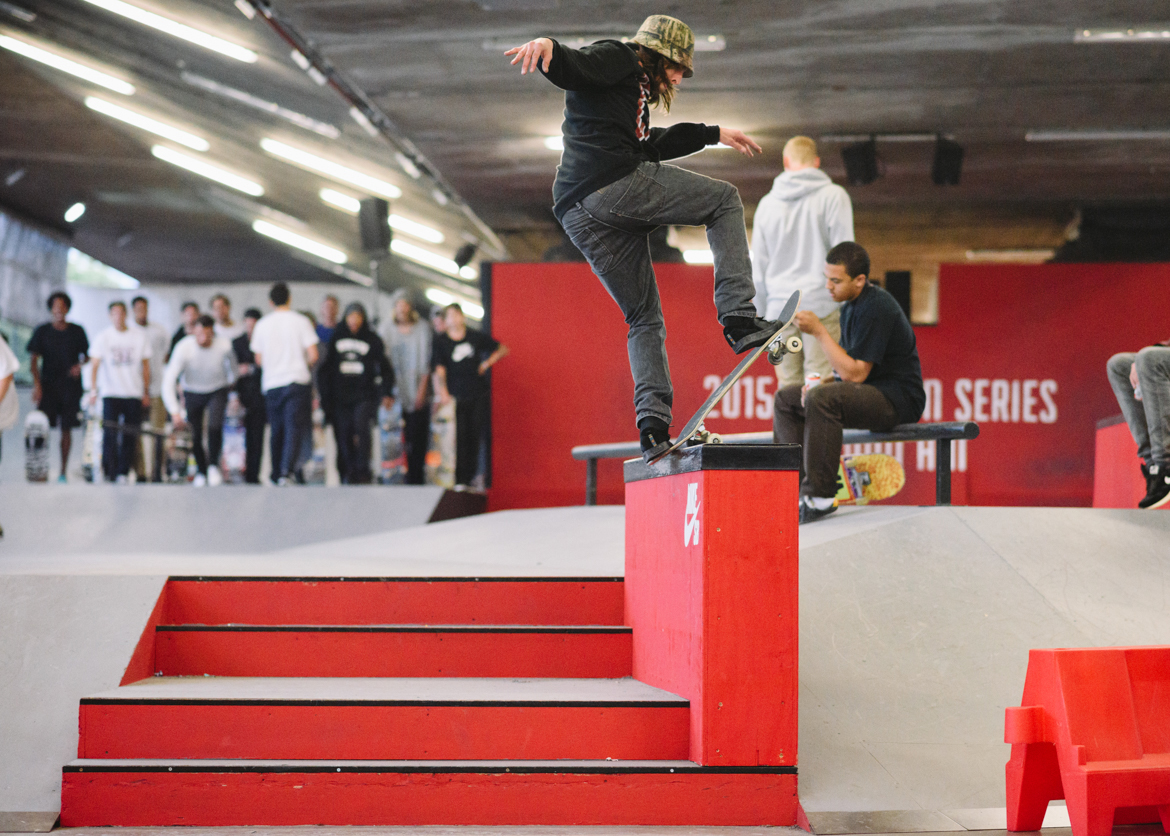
[835,453,905,505]
[23,410,50,482]
[647,289,803,464]
[378,400,406,484]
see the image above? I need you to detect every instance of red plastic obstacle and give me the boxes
[623,444,801,770]
[1006,647,1170,836]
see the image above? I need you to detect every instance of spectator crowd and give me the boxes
[3,282,505,490]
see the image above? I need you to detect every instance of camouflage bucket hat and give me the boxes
[631,14,694,78]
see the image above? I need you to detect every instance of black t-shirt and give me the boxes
[840,283,926,424]
[27,322,89,395]
[432,328,500,400]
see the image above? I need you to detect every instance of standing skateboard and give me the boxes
[835,453,905,505]
[23,410,50,482]
[378,400,406,484]
[646,290,803,464]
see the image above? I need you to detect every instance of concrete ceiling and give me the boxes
[0,0,1168,290]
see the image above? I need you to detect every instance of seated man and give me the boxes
[1106,339,1170,509]
[773,241,926,523]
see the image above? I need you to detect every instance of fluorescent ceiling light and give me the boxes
[1075,28,1170,42]
[349,106,379,136]
[181,72,339,139]
[393,239,461,277]
[0,2,36,23]
[253,219,347,264]
[64,202,86,222]
[544,136,564,151]
[0,34,134,95]
[79,0,257,63]
[151,145,263,196]
[683,249,714,265]
[85,96,209,151]
[425,287,483,320]
[396,152,421,179]
[1025,128,1170,141]
[319,189,446,244]
[319,188,360,213]
[233,0,255,20]
[459,265,477,280]
[261,138,402,199]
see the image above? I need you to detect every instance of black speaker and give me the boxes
[358,197,391,253]
[884,271,911,319]
[841,138,880,186]
[932,137,964,185]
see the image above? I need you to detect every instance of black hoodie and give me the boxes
[540,39,720,222]
[318,324,395,412]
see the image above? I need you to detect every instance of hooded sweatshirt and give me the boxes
[751,168,854,319]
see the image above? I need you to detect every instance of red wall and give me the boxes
[490,262,1170,510]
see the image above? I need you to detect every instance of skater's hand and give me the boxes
[793,310,825,337]
[68,363,81,379]
[1130,362,1139,390]
[718,127,761,157]
[141,395,151,408]
[506,38,553,75]
[171,412,185,429]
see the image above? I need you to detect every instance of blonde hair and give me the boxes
[783,136,818,168]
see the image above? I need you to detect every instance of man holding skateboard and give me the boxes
[507,15,775,461]
[773,242,926,523]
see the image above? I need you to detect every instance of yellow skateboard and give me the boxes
[835,453,905,505]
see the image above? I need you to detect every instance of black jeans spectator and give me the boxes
[265,382,311,481]
[102,397,142,480]
[241,397,266,484]
[454,392,488,487]
[402,407,430,485]
[334,398,376,484]
[184,387,228,476]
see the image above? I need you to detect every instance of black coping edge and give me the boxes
[80,699,688,708]
[157,625,631,633]
[624,444,801,483]
[64,764,797,775]
[1096,413,1126,430]
[167,576,624,583]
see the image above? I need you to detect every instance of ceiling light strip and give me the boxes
[392,239,461,277]
[1075,28,1170,43]
[181,72,339,139]
[79,0,258,63]
[86,96,209,151]
[151,145,263,196]
[0,34,135,94]
[1025,128,1170,141]
[261,138,402,199]
[253,219,346,264]
[425,287,484,320]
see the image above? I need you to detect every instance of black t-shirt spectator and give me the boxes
[432,329,500,400]
[840,282,926,424]
[27,322,88,396]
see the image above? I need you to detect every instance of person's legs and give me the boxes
[119,399,142,478]
[205,388,228,472]
[243,399,266,483]
[333,404,356,484]
[285,383,312,481]
[350,399,376,484]
[1107,352,1150,462]
[101,397,118,481]
[800,382,900,497]
[402,408,429,485]
[184,390,210,475]
[453,394,489,486]
[265,386,289,480]
[1134,347,1170,465]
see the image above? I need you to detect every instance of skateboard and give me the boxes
[835,453,905,505]
[425,399,456,487]
[378,400,406,484]
[646,289,804,464]
[23,410,50,482]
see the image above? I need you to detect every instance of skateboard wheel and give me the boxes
[786,335,803,353]
[767,344,785,365]
[708,433,723,444]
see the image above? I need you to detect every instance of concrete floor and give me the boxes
[3,490,1169,831]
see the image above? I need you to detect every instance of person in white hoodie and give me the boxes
[751,136,854,388]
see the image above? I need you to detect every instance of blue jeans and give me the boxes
[1108,348,1170,465]
[561,161,757,426]
[265,383,311,480]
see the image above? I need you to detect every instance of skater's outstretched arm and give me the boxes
[506,38,637,89]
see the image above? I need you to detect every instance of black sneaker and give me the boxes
[799,496,838,525]
[723,315,780,354]
[1139,463,1170,509]
[638,417,672,464]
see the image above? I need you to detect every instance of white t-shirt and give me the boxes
[215,320,246,344]
[250,308,318,392]
[135,321,170,398]
[0,334,19,431]
[91,326,151,399]
[162,336,237,415]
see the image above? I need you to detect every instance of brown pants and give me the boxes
[773,381,899,498]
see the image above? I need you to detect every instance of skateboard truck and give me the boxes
[768,335,802,366]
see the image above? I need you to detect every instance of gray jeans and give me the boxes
[561,161,758,425]
[1107,347,1170,465]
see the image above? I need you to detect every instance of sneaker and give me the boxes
[275,476,291,487]
[799,496,838,525]
[638,416,672,464]
[722,315,779,354]
[1139,463,1170,509]
[192,473,207,487]
[207,465,223,487]
[114,474,129,485]
[57,474,67,484]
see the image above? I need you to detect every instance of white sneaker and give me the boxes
[207,465,223,487]
[192,473,207,487]
[114,474,129,485]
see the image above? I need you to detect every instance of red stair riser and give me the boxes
[164,579,624,626]
[61,769,797,827]
[78,704,689,760]
[155,630,632,678]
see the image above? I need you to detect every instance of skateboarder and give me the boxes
[507,15,775,460]
[772,242,926,524]
[27,292,89,481]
